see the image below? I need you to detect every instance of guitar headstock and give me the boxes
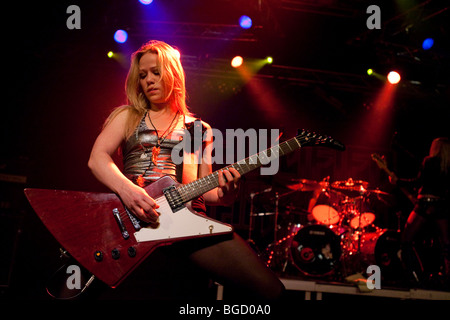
[371,153,387,169]
[297,129,345,151]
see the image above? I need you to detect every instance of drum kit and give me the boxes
[251,177,402,280]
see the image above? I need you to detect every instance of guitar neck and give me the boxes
[372,154,395,178]
[371,153,415,203]
[381,166,395,178]
[177,135,303,202]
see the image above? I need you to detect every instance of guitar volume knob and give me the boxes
[128,246,137,257]
[111,248,120,260]
[94,250,103,262]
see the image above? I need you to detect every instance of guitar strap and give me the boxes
[176,117,208,214]
[176,117,207,185]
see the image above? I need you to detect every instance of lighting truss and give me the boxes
[133,20,262,42]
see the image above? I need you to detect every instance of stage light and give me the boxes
[107,51,114,58]
[266,56,273,64]
[231,56,243,68]
[387,71,401,84]
[367,69,373,76]
[239,15,252,29]
[139,0,153,5]
[422,38,434,50]
[114,29,128,43]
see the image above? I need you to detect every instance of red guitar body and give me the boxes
[24,176,232,288]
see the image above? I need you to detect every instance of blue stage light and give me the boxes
[139,0,153,5]
[239,15,252,29]
[422,38,434,50]
[114,30,128,43]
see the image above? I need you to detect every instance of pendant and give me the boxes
[151,146,160,166]
[136,175,146,187]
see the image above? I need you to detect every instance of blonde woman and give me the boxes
[390,137,450,288]
[88,40,284,299]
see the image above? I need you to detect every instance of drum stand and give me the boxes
[270,192,292,273]
[247,188,274,250]
[248,192,256,247]
[339,199,354,267]
[339,192,368,277]
[254,191,295,274]
[273,192,279,243]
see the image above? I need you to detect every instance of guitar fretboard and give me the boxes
[177,135,305,202]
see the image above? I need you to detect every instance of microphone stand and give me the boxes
[274,192,279,243]
[248,187,273,246]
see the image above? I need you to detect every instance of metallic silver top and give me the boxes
[122,114,185,186]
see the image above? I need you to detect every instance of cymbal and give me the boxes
[284,179,321,191]
[367,189,390,196]
[273,173,321,190]
[331,178,368,196]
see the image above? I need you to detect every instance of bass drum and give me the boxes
[290,225,341,277]
[359,229,402,279]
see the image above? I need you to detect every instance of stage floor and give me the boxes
[216,274,450,300]
[278,275,450,300]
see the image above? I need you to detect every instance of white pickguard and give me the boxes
[134,196,232,243]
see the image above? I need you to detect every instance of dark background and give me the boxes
[1,0,449,300]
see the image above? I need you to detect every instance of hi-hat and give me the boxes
[367,189,390,196]
[284,179,321,191]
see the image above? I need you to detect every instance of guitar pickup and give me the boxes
[163,185,185,212]
[113,208,129,239]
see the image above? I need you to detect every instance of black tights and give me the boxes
[401,211,450,283]
[178,232,285,300]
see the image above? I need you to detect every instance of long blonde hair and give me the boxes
[105,40,191,138]
[429,137,450,175]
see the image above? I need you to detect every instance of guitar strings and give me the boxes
[177,134,312,200]
[117,195,170,222]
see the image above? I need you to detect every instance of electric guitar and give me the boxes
[371,153,415,203]
[25,130,345,292]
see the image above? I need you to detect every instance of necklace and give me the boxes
[146,110,179,166]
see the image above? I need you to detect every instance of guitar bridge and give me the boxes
[124,207,142,231]
[163,185,185,212]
